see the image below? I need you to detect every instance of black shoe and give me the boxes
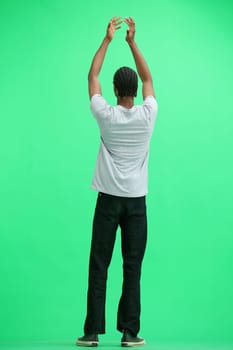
[121,330,145,347]
[76,334,99,347]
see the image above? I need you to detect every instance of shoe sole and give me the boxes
[121,340,145,347]
[76,340,98,347]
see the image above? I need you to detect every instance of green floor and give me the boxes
[0,340,233,350]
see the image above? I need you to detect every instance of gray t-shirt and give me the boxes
[90,94,158,197]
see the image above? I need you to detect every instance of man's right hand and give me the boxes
[124,17,135,43]
[124,17,155,99]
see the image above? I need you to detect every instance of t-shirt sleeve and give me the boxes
[90,94,112,120]
[142,96,158,122]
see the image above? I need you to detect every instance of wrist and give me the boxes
[127,39,136,46]
[104,36,112,44]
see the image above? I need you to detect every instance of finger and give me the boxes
[129,16,135,23]
[115,26,122,30]
[112,16,122,22]
[109,16,117,25]
[113,18,122,25]
[123,17,130,24]
[124,20,130,27]
[124,19,134,29]
[114,19,123,25]
[125,16,133,22]
[114,21,123,28]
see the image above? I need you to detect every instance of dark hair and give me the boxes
[113,66,138,97]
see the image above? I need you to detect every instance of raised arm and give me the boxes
[88,17,122,100]
[124,17,155,99]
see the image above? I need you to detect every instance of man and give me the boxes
[77,17,158,347]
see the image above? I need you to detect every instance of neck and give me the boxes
[117,96,134,109]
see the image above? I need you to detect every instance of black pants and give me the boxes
[84,192,147,337]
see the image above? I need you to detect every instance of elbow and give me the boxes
[88,72,92,82]
[142,76,153,84]
[88,71,98,82]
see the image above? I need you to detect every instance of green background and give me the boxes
[1,0,233,349]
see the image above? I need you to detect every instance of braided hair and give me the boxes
[113,66,138,97]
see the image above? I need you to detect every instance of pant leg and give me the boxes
[84,193,121,334]
[117,196,147,336]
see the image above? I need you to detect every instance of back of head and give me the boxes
[113,66,138,97]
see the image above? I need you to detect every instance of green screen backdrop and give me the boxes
[0,0,233,347]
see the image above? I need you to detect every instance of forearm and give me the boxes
[127,40,152,83]
[88,37,111,80]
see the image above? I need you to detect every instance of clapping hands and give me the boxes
[106,16,136,42]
